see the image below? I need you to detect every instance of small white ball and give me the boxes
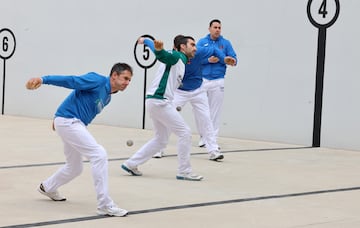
[126,140,134,147]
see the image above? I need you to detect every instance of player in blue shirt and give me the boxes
[26,62,133,217]
[197,19,238,145]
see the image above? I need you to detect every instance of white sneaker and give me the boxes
[121,163,143,176]
[97,204,128,217]
[209,150,224,161]
[176,173,204,181]
[198,137,206,148]
[153,150,164,158]
[38,183,66,201]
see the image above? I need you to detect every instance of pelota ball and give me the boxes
[126,140,134,147]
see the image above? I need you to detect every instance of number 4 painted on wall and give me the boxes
[318,0,328,18]
[307,0,340,147]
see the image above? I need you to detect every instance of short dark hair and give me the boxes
[110,62,133,76]
[209,19,221,27]
[173,34,185,50]
[175,36,195,51]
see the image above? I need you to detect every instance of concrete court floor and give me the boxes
[1,115,360,228]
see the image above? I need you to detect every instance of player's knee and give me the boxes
[178,126,192,140]
[66,163,83,177]
[73,164,83,176]
[94,146,108,163]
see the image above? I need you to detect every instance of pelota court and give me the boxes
[1,115,360,228]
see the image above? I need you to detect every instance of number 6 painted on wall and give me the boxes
[0,28,16,115]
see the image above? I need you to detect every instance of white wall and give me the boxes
[0,0,358,151]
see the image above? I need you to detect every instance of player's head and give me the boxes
[174,36,194,51]
[173,34,185,51]
[110,62,133,76]
[109,63,133,93]
[176,36,196,58]
[209,19,222,40]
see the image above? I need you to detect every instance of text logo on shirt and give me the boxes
[95,99,105,114]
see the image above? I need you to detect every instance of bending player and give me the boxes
[143,36,235,161]
[121,36,203,181]
[26,63,133,217]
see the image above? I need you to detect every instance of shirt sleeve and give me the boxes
[154,49,184,65]
[224,40,238,65]
[143,38,155,52]
[42,72,103,90]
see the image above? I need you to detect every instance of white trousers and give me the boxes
[42,117,114,209]
[201,78,225,137]
[126,99,192,174]
[174,88,219,152]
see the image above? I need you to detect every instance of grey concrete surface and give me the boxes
[1,115,360,228]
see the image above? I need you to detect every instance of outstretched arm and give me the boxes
[26,73,103,91]
[154,40,183,65]
[139,37,182,65]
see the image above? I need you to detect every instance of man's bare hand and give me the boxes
[26,77,42,90]
[137,37,145,44]
[224,56,236,66]
[154,40,164,51]
[208,56,219,63]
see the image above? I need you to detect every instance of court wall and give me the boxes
[0,0,358,150]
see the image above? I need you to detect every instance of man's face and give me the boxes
[182,39,197,59]
[111,70,132,93]
[209,22,221,40]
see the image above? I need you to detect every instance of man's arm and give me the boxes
[26,73,103,91]
[224,39,238,65]
[138,37,155,52]
[197,47,235,66]
[153,40,182,65]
